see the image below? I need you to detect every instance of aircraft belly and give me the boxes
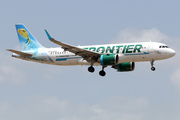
[67,59,78,65]
[118,53,153,63]
[54,57,80,65]
[132,54,151,61]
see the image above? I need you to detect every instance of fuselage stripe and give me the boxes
[56,57,82,61]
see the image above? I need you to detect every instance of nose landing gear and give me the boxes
[150,60,156,71]
[151,67,155,71]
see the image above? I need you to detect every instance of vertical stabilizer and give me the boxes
[15,24,43,51]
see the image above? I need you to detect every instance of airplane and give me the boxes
[7,24,176,76]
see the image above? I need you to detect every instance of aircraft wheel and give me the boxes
[151,67,155,71]
[88,66,95,73]
[99,70,106,76]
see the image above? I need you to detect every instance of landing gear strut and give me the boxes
[150,60,155,71]
[99,66,107,77]
[88,60,95,73]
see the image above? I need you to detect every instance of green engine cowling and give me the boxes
[98,54,119,65]
[116,62,135,72]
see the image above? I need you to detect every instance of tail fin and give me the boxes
[15,24,43,51]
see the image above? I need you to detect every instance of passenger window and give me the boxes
[159,46,161,48]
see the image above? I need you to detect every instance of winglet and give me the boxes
[44,29,53,40]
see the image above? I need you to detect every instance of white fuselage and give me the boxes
[13,42,175,66]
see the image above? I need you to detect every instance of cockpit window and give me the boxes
[159,45,169,48]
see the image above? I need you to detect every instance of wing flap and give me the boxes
[7,49,33,57]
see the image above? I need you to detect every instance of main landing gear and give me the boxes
[99,66,107,77]
[150,60,155,71]
[88,60,95,73]
[88,66,95,73]
[88,66,107,77]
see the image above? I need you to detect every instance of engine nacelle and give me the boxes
[98,54,119,65]
[112,62,135,72]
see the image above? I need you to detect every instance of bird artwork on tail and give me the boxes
[18,28,38,51]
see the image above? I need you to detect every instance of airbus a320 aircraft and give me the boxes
[7,24,176,76]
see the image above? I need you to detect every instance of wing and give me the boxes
[7,49,33,57]
[45,29,101,62]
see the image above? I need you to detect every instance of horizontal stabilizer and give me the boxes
[7,49,33,57]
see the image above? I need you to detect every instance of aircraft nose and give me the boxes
[169,49,176,57]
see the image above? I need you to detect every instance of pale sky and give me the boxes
[1,0,180,120]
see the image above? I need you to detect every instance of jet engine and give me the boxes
[98,54,119,65]
[112,62,135,72]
